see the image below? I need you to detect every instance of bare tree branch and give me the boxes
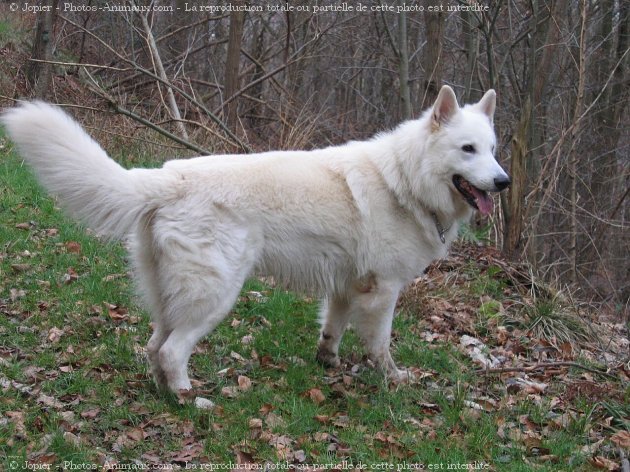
[59,14,252,153]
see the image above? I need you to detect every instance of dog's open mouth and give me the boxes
[453,175,493,216]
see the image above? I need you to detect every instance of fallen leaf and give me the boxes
[11,263,32,273]
[217,367,235,377]
[9,288,27,301]
[59,411,76,423]
[332,413,350,428]
[314,414,330,424]
[610,430,630,450]
[265,412,286,428]
[374,431,398,444]
[129,403,150,415]
[126,427,146,442]
[61,267,79,284]
[63,431,81,446]
[293,449,307,463]
[102,273,126,282]
[581,438,605,456]
[506,377,548,394]
[249,418,263,429]
[288,356,307,366]
[305,387,326,404]
[107,304,129,323]
[80,408,101,419]
[6,411,27,436]
[238,375,252,391]
[47,327,64,343]
[141,453,162,464]
[37,394,64,409]
[234,449,257,469]
[496,326,509,345]
[270,435,294,460]
[221,386,240,398]
[65,241,82,254]
[170,439,204,463]
[589,456,619,470]
[314,432,332,442]
[230,351,247,363]
[460,335,501,368]
[28,453,58,465]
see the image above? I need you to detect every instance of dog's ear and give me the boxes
[476,89,496,122]
[431,85,459,129]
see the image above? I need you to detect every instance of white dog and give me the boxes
[2,85,510,393]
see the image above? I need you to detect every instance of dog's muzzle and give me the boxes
[493,176,511,192]
[453,173,510,216]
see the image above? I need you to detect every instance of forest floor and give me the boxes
[1,133,629,471]
[1,14,629,470]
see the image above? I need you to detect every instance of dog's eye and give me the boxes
[461,144,476,153]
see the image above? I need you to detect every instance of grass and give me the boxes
[0,133,625,470]
[521,294,590,346]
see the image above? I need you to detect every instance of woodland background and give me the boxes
[2,0,628,309]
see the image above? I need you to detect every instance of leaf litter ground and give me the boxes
[0,139,628,471]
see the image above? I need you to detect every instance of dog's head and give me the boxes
[427,85,510,216]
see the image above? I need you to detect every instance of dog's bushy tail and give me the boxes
[2,101,177,238]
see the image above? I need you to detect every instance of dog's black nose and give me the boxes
[494,176,511,191]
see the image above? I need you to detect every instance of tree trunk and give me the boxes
[223,7,245,132]
[587,0,628,268]
[569,0,588,284]
[398,7,411,120]
[503,0,565,257]
[421,0,444,108]
[26,0,58,98]
[504,97,531,258]
[461,9,478,102]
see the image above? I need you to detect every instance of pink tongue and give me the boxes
[470,187,493,216]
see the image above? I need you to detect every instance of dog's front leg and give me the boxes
[316,296,352,368]
[350,280,412,383]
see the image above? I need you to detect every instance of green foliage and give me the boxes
[521,293,590,345]
[478,299,502,319]
[458,222,492,245]
[469,266,508,299]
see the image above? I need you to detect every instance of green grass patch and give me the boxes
[0,135,624,470]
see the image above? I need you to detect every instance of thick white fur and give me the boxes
[2,86,509,392]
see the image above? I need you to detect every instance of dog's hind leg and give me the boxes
[130,221,173,390]
[158,309,230,392]
[316,297,352,368]
[147,325,171,389]
[150,211,260,393]
[156,265,251,393]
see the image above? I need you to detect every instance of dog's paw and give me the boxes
[316,347,341,368]
[387,368,417,384]
[152,373,169,391]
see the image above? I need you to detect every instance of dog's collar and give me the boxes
[431,212,451,244]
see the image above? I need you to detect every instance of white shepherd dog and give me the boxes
[3,85,510,394]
